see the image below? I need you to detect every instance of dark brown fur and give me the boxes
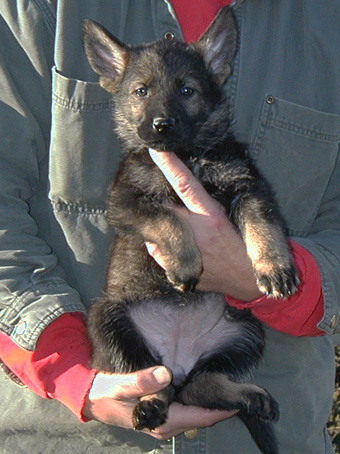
[83,8,299,453]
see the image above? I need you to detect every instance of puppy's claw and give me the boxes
[256,265,300,299]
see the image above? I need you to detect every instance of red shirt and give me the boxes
[171,0,235,42]
[0,0,325,423]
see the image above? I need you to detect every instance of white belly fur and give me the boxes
[128,292,245,385]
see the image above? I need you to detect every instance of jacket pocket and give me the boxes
[49,67,121,209]
[47,68,119,303]
[251,96,340,235]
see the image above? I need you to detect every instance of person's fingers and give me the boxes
[149,149,222,216]
[147,402,238,440]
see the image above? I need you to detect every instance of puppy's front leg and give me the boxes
[233,195,299,298]
[109,189,202,291]
[139,208,202,291]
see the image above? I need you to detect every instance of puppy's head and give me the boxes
[83,7,237,151]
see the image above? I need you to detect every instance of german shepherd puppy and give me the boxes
[83,7,298,454]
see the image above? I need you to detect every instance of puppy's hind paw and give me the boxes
[245,388,280,423]
[132,398,168,431]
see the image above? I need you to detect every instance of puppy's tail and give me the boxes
[238,411,279,454]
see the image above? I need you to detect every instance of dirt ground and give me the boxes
[327,346,340,453]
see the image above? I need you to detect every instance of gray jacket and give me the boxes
[0,1,339,453]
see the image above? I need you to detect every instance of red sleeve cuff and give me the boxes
[0,313,96,422]
[226,241,325,337]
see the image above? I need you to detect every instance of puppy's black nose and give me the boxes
[153,117,176,134]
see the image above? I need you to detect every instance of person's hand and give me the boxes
[147,149,263,301]
[83,366,237,439]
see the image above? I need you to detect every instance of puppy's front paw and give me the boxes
[255,263,299,299]
[166,269,199,292]
[132,398,168,431]
[166,246,202,292]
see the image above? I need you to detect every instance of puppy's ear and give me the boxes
[193,6,237,85]
[83,19,129,92]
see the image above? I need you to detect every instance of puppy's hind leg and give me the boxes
[87,298,175,431]
[87,298,158,372]
[178,372,279,454]
[178,372,279,421]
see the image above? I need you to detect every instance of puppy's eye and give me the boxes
[135,87,148,97]
[180,86,194,97]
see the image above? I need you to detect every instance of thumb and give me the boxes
[114,366,172,400]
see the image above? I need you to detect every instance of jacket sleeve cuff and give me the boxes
[0,313,97,422]
[226,241,325,337]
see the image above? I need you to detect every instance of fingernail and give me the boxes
[145,241,156,255]
[148,148,160,163]
[153,366,171,385]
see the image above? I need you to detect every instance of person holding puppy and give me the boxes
[0,1,339,453]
